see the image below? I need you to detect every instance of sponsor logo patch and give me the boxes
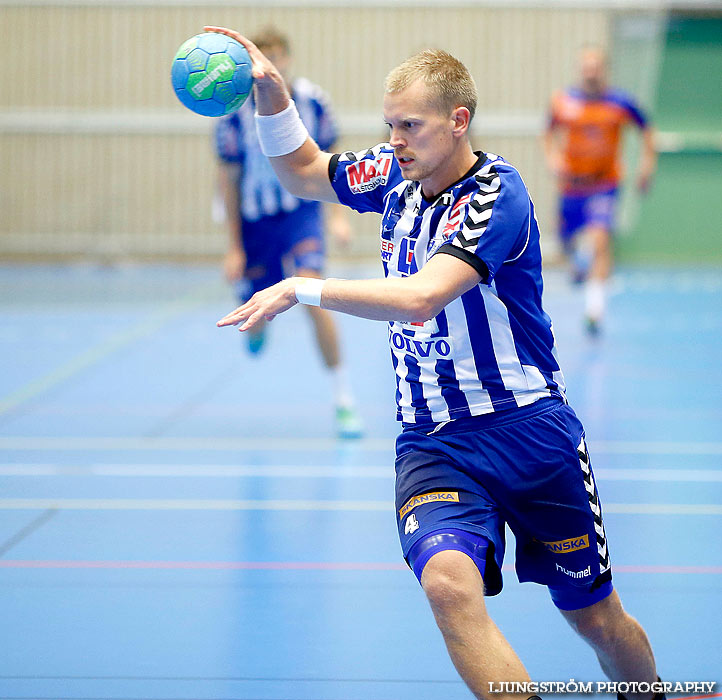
[555,563,592,579]
[388,330,452,360]
[399,491,459,518]
[541,534,590,554]
[441,193,472,239]
[381,239,394,262]
[346,154,393,193]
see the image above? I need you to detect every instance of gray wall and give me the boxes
[1,3,620,261]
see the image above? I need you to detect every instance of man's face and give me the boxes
[580,49,607,95]
[261,44,292,87]
[383,80,457,192]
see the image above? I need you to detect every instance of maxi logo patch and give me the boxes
[441,193,472,239]
[399,491,459,518]
[346,154,393,193]
[540,534,590,554]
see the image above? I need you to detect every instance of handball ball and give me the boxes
[171,32,253,117]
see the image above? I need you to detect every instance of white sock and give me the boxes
[330,364,354,410]
[585,278,607,321]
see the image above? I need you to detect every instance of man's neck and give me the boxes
[581,82,607,98]
[421,146,479,200]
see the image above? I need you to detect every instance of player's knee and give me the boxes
[420,550,480,612]
[408,529,491,611]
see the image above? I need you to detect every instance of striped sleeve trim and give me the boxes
[328,153,341,181]
[435,245,489,282]
[336,143,391,164]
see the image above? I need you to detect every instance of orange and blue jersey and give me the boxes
[549,87,648,194]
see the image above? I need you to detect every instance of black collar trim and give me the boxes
[421,152,487,204]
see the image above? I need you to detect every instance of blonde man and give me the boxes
[212,27,663,700]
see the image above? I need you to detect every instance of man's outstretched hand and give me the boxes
[217,278,298,332]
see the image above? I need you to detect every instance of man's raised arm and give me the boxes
[205,26,340,204]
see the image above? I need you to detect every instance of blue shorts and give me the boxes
[560,187,618,247]
[395,398,613,610]
[238,202,325,298]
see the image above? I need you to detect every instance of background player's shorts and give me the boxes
[559,186,618,247]
[395,398,613,609]
[238,202,325,298]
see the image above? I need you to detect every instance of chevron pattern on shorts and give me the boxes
[577,436,611,574]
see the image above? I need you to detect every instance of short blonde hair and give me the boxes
[384,49,477,121]
[252,26,290,54]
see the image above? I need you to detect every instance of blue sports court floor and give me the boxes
[1,262,721,700]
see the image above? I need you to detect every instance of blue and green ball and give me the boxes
[171,32,253,117]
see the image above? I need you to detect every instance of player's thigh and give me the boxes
[241,224,285,291]
[559,193,586,248]
[492,403,613,609]
[584,188,618,235]
[288,235,325,276]
[280,206,326,276]
[395,427,506,595]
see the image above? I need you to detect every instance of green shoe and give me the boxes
[336,406,364,439]
[247,328,266,356]
[584,316,601,337]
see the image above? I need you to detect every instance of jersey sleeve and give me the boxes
[311,89,339,151]
[328,144,399,215]
[214,113,243,164]
[622,96,648,128]
[611,89,649,128]
[435,164,532,284]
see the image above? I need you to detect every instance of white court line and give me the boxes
[0,498,391,511]
[0,498,719,514]
[0,464,721,482]
[0,436,394,451]
[0,279,222,417]
[603,503,722,515]
[1,436,722,455]
[0,464,392,478]
[595,468,722,482]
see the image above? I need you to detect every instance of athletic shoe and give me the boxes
[336,406,364,439]
[247,328,266,355]
[584,316,601,337]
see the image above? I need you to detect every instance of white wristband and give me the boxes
[294,277,325,307]
[255,100,310,157]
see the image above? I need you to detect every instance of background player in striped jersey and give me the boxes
[543,45,657,334]
[211,27,663,700]
[214,27,362,439]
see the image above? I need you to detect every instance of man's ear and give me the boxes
[451,106,472,136]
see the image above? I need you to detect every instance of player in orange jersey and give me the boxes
[544,46,656,334]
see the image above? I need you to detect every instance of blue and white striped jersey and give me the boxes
[329,144,567,424]
[215,77,338,222]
